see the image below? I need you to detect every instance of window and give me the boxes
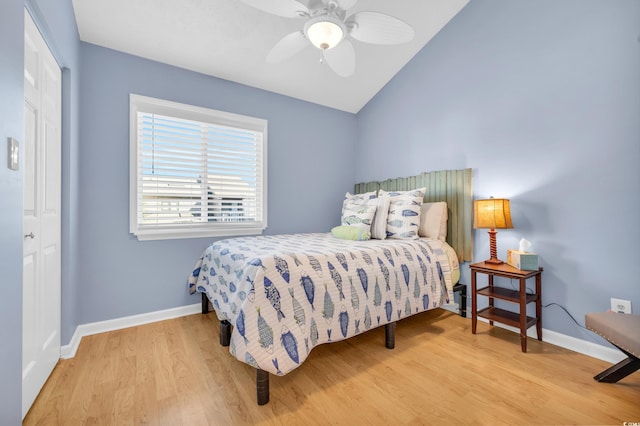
[129,94,267,241]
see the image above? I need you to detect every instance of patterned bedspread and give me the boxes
[188,233,457,376]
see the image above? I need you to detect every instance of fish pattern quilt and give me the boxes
[188,233,456,376]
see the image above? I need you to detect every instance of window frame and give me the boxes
[129,94,268,241]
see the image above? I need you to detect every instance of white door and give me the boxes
[22,10,62,419]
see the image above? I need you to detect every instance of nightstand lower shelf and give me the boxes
[477,306,538,330]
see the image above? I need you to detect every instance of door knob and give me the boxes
[24,232,35,239]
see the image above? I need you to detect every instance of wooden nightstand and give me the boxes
[470,262,543,352]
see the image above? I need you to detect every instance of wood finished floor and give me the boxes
[24,309,640,425]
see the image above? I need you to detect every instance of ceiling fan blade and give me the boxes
[323,38,355,77]
[347,11,415,45]
[239,0,309,18]
[266,31,310,64]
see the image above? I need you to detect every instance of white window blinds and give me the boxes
[130,94,267,241]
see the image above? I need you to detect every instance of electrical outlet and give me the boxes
[610,298,632,314]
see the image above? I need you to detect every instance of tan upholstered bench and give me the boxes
[585,311,640,382]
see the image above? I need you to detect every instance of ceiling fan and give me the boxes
[239,0,415,77]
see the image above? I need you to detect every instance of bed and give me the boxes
[188,169,473,404]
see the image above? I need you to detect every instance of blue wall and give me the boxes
[0,1,26,422]
[76,43,357,324]
[357,0,640,342]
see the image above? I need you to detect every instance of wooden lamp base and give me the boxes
[484,228,504,265]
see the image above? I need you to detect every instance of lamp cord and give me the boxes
[543,303,586,330]
[507,279,586,329]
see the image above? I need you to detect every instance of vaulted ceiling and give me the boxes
[72,0,469,113]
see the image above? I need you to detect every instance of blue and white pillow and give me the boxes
[342,191,376,214]
[379,188,425,239]
[341,191,390,239]
[341,198,377,231]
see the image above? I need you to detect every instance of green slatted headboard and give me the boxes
[354,168,473,262]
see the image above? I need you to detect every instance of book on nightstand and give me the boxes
[506,249,539,271]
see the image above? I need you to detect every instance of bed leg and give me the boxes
[201,292,209,314]
[220,320,231,346]
[256,369,270,405]
[385,322,396,349]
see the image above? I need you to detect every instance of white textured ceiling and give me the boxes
[72,0,469,113]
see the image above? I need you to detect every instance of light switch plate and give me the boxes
[7,137,19,170]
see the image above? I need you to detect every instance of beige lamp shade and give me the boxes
[474,198,513,264]
[473,198,513,229]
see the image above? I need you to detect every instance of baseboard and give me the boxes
[60,302,624,365]
[60,303,201,359]
[476,317,626,364]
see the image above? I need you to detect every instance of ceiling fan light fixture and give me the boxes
[304,16,345,50]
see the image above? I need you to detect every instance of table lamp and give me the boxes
[473,198,513,264]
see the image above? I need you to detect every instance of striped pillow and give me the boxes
[370,196,391,240]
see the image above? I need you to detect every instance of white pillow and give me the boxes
[341,198,377,231]
[370,196,391,240]
[419,202,448,241]
[379,188,425,239]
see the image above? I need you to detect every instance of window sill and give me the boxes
[132,224,266,241]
